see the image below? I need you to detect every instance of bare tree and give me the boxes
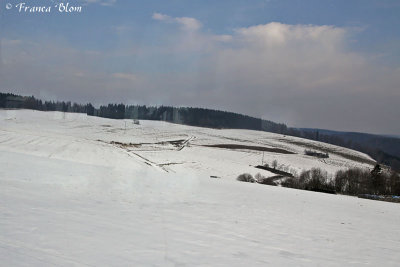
[272,160,278,170]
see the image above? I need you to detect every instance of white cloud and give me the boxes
[174,17,202,31]
[235,22,346,48]
[212,22,356,93]
[152,12,202,31]
[151,13,230,53]
[152,13,171,21]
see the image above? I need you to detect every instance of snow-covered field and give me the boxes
[1,110,399,266]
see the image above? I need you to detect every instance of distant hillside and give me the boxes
[300,128,400,158]
[1,92,399,170]
[297,128,400,170]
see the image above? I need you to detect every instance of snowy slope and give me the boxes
[1,110,399,266]
[0,109,375,179]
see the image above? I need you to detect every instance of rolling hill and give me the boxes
[1,110,399,266]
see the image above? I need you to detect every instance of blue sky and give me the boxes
[3,0,400,58]
[1,0,400,134]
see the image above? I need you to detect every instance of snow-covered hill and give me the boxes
[0,109,375,179]
[1,110,399,266]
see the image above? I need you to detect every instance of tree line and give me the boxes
[281,165,400,197]
[0,92,287,133]
[239,164,400,198]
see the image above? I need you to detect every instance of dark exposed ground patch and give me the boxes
[255,165,294,177]
[107,139,187,148]
[358,194,400,203]
[167,139,186,147]
[203,144,295,154]
[280,139,375,165]
[110,141,141,148]
[159,162,185,166]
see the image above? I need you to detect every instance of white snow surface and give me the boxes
[1,110,399,266]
